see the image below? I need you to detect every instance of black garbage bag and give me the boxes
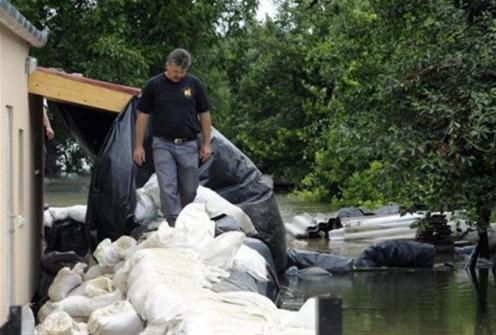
[354,240,436,268]
[44,219,90,256]
[286,248,354,273]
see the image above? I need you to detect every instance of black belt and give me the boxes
[161,135,197,144]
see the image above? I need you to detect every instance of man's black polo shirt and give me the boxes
[137,73,211,138]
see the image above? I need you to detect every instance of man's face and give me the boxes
[166,63,187,82]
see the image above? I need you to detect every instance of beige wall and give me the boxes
[0,24,42,324]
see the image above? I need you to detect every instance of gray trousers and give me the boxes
[152,136,199,220]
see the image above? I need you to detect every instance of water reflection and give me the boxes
[281,270,496,335]
[275,194,496,335]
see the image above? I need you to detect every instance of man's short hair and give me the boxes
[167,48,191,69]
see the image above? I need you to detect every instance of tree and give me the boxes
[376,0,496,265]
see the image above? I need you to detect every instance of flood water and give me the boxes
[45,177,496,335]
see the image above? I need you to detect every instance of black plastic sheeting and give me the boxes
[44,219,89,256]
[214,215,243,236]
[54,102,117,161]
[286,248,354,273]
[84,99,142,242]
[200,130,287,271]
[59,97,287,272]
[354,240,436,268]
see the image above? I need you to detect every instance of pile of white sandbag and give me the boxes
[37,203,315,335]
[44,205,87,227]
[135,174,257,235]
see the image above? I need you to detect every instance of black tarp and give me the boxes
[354,240,436,268]
[44,219,89,256]
[54,102,117,161]
[58,97,287,272]
[286,248,354,273]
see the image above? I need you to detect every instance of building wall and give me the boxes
[0,23,42,324]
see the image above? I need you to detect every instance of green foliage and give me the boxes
[13,0,496,228]
[339,161,391,209]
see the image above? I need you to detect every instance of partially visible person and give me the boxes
[43,98,55,176]
[133,48,213,226]
[43,98,55,140]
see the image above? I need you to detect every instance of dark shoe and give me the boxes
[167,218,176,227]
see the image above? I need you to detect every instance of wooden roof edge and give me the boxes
[37,67,142,96]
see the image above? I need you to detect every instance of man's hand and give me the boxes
[134,146,146,165]
[200,143,213,163]
[46,127,55,140]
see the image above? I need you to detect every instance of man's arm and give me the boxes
[199,111,212,163]
[43,107,55,140]
[134,112,150,165]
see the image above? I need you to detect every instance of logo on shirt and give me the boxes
[183,87,192,98]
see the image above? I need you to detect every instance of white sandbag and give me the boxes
[233,244,269,281]
[84,264,114,281]
[87,277,114,298]
[135,174,256,235]
[138,206,214,252]
[38,301,61,323]
[136,221,178,250]
[87,301,144,335]
[35,311,88,335]
[47,289,124,319]
[141,284,211,323]
[113,236,137,259]
[94,239,120,267]
[67,205,87,223]
[71,276,114,298]
[175,203,215,251]
[44,210,54,228]
[112,260,131,294]
[53,296,91,319]
[170,292,293,335]
[48,205,87,223]
[87,289,125,316]
[94,236,137,268]
[199,231,245,269]
[48,263,86,301]
[195,185,257,235]
[135,189,157,222]
[125,248,212,321]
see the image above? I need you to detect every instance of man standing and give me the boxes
[133,48,212,226]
